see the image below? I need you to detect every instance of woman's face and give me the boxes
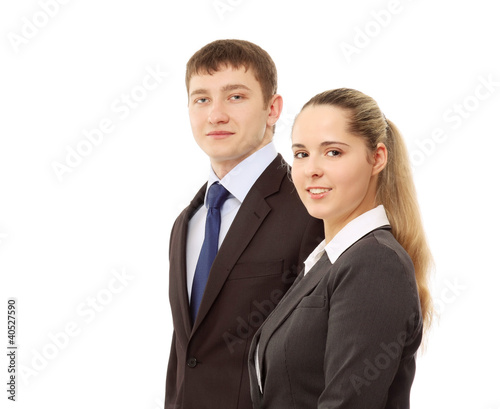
[291,105,385,240]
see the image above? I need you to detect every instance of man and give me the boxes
[165,39,323,409]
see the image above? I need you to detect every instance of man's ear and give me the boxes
[267,94,283,127]
[372,143,388,176]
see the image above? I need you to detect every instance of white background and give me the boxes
[1,0,499,408]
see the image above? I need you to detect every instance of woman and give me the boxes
[248,88,432,409]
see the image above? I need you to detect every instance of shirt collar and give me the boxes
[303,205,390,275]
[205,142,278,205]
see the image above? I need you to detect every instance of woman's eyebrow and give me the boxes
[292,141,350,149]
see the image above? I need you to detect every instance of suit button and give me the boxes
[187,358,197,368]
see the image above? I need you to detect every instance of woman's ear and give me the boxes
[372,143,388,176]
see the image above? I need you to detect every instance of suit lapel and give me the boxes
[256,252,332,374]
[169,184,206,344]
[191,155,286,334]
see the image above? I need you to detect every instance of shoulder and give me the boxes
[329,229,419,303]
[253,154,289,191]
[170,183,206,233]
[344,229,413,275]
[323,229,422,335]
[251,156,306,209]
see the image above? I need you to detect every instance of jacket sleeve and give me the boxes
[318,243,422,409]
[164,331,178,409]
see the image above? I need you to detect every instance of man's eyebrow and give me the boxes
[189,88,208,98]
[190,84,251,98]
[221,84,251,93]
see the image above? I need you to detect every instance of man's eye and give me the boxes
[195,98,208,104]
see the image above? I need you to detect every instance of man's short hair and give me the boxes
[186,39,278,105]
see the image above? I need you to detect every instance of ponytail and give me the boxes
[378,120,434,333]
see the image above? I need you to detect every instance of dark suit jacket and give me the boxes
[249,227,423,409]
[165,154,324,409]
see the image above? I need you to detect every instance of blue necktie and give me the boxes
[190,182,230,323]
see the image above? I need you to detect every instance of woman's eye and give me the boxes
[327,150,341,157]
[294,152,308,159]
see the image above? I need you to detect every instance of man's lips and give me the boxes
[206,131,234,139]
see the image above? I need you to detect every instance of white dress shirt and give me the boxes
[303,205,390,275]
[255,204,390,393]
[186,142,278,300]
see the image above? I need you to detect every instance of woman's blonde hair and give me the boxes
[300,88,433,333]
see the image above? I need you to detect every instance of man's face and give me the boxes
[188,66,278,174]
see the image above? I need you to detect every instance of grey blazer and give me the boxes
[248,227,422,409]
